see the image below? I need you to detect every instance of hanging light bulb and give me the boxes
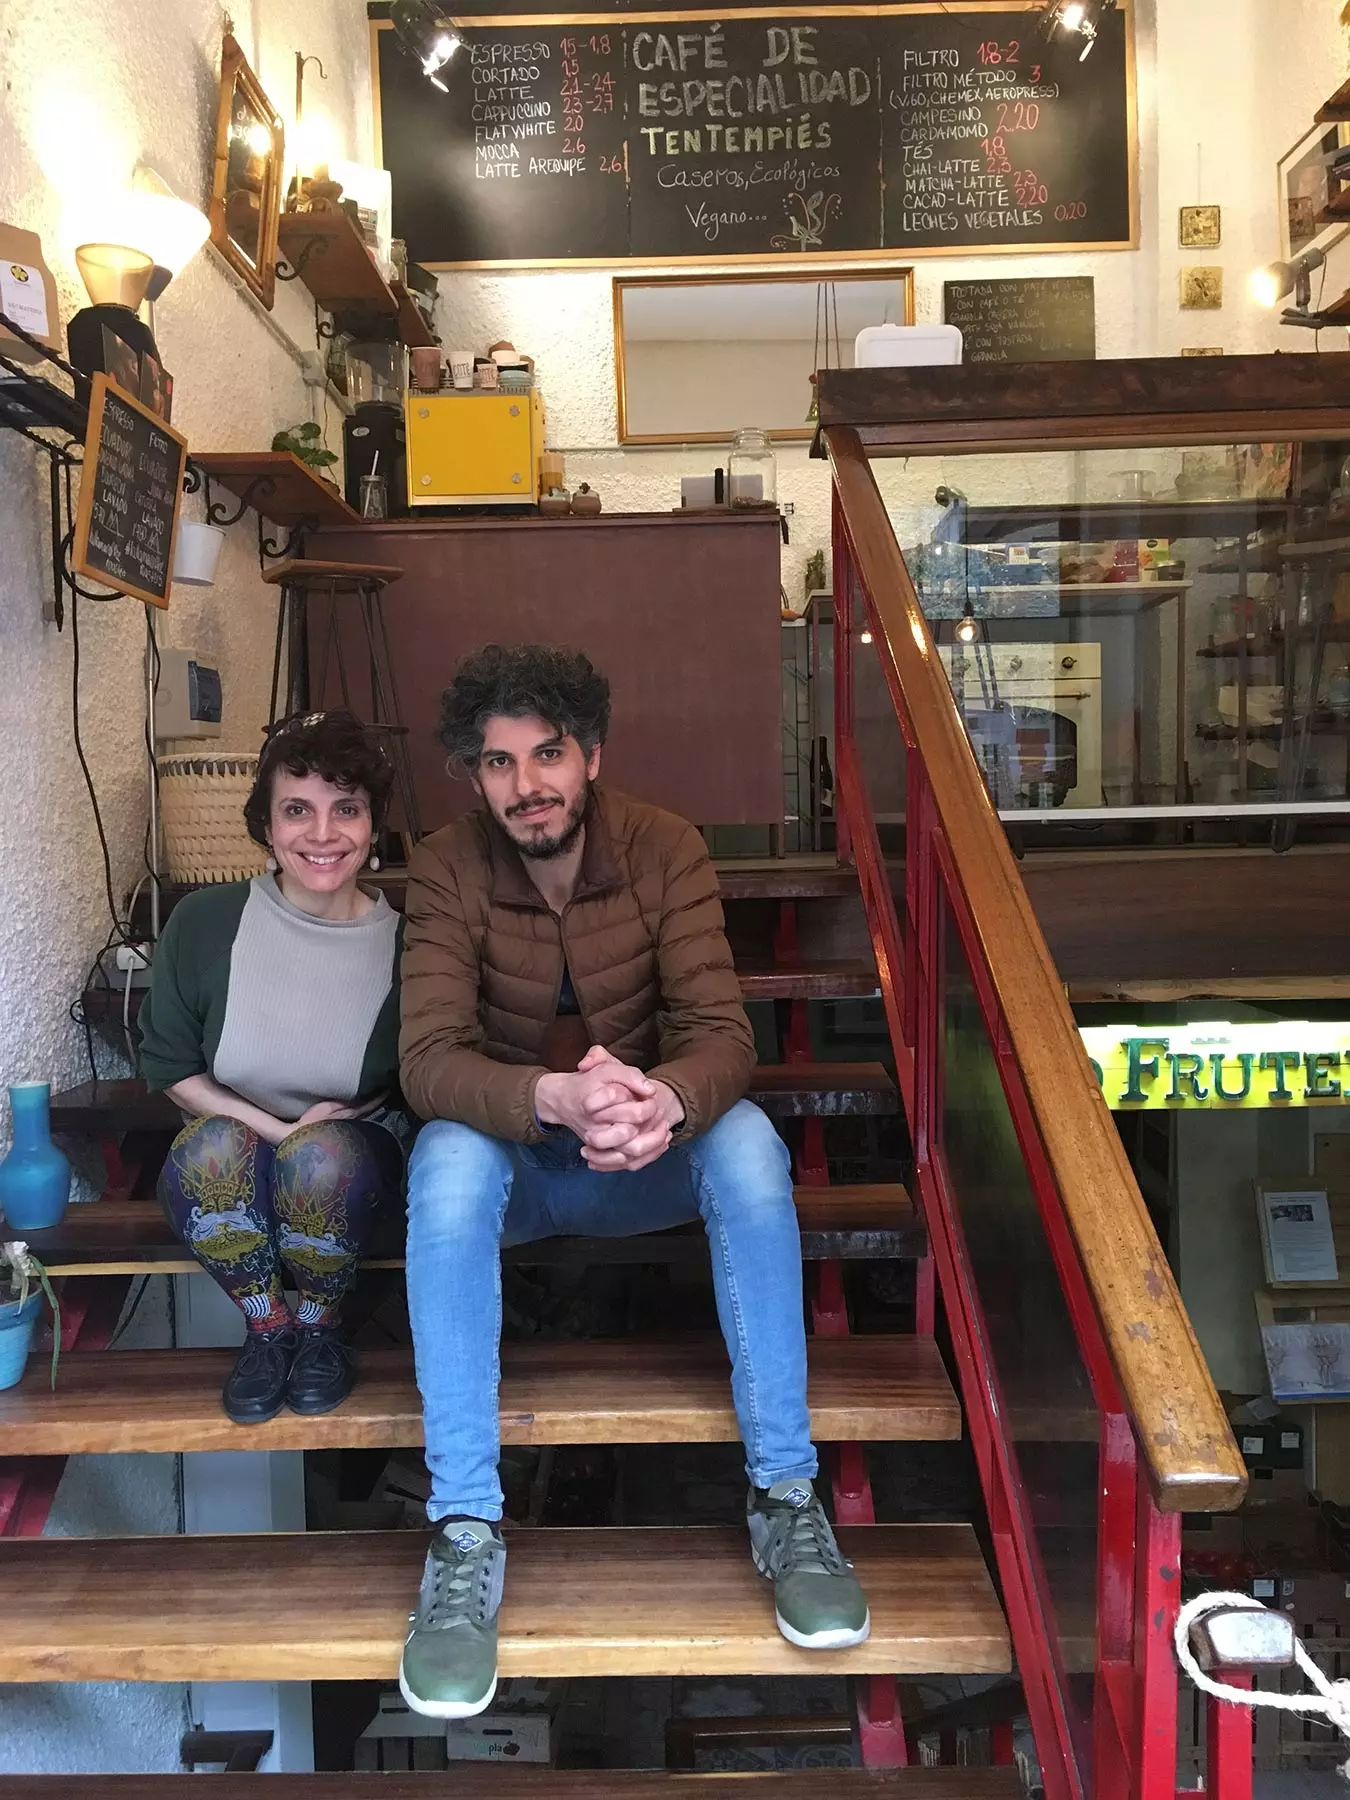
[1040,0,1116,58]
[956,602,978,645]
[390,2,462,91]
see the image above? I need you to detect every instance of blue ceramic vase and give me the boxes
[0,1083,71,1231]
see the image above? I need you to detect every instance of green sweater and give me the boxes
[138,877,403,1122]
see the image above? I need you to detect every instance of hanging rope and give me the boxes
[1174,1590,1350,1780]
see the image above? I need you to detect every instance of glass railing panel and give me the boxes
[868,444,1350,846]
[936,888,1102,1785]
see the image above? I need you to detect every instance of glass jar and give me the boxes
[728,427,777,509]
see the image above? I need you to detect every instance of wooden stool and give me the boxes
[261,558,422,842]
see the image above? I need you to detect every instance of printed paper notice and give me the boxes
[0,262,50,339]
[1260,1188,1339,1285]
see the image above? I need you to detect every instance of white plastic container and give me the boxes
[171,521,225,587]
[854,323,964,368]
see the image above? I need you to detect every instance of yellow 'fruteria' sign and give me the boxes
[1080,1023,1350,1111]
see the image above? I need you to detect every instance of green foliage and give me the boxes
[272,421,339,471]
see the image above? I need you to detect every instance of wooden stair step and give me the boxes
[0,1773,1023,1797]
[31,1185,920,1276]
[0,1524,1009,1682]
[48,1065,898,1137]
[714,854,861,901]
[737,960,878,1001]
[88,958,877,1023]
[0,1333,958,1457]
[750,1063,897,1117]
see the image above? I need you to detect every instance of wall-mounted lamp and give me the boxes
[1249,243,1337,328]
[390,0,462,91]
[66,170,208,389]
[1040,0,1116,60]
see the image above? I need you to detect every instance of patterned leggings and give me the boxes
[158,1115,401,1332]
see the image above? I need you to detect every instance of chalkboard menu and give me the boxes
[943,276,1097,363]
[73,374,188,608]
[375,4,1136,267]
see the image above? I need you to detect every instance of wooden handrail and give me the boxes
[825,425,1246,1515]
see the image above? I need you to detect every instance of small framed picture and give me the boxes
[1181,346,1224,356]
[1180,205,1221,248]
[139,351,174,424]
[1181,267,1224,310]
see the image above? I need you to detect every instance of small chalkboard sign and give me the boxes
[943,277,1097,364]
[72,373,188,609]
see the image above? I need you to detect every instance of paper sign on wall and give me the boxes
[0,262,51,339]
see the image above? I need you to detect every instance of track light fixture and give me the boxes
[389,1,462,91]
[1249,244,1334,327]
[1040,0,1117,61]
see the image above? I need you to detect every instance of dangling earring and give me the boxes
[265,854,278,873]
[367,849,381,871]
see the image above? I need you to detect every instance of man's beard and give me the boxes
[504,782,589,860]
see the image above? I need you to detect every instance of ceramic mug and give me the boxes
[411,346,443,391]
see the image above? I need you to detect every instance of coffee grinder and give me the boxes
[343,342,408,517]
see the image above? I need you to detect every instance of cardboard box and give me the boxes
[445,1710,560,1764]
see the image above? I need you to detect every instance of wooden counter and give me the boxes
[309,511,784,832]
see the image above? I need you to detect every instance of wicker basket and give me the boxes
[157,755,268,885]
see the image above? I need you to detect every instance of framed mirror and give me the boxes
[615,267,915,446]
[210,33,285,311]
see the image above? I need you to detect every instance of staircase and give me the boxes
[0,853,1017,1789]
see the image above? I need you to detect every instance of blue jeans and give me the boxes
[404,1098,817,1522]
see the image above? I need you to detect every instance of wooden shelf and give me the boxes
[975,580,1190,617]
[277,206,437,346]
[1197,624,1350,657]
[962,499,1294,545]
[1196,715,1350,742]
[1318,77,1350,122]
[193,451,360,528]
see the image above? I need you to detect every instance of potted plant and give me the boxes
[271,421,339,479]
[0,1241,60,1392]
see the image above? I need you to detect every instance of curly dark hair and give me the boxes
[437,644,611,771]
[243,710,396,848]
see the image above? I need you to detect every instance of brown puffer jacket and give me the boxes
[399,785,756,1143]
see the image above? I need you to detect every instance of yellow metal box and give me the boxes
[405,390,545,507]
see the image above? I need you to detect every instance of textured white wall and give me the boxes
[0,0,372,1771]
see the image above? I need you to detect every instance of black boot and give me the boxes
[287,1325,356,1415]
[222,1326,298,1424]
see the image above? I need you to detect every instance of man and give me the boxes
[397,643,869,1720]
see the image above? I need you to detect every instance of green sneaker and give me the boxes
[399,1520,505,1718]
[747,1480,871,1650]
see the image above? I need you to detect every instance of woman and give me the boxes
[138,710,405,1425]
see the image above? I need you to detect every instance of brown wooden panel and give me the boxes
[0,1771,1023,1798]
[737,960,877,1001]
[0,1334,957,1456]
[310,514,784,830]
[0,1524,1009,1681]
[818,353,1350,431]
[1024,847,1350,984]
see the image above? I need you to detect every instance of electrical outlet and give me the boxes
[115,942,153,972]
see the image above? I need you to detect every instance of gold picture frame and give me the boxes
[1180,205,1221,248]
[1180,267,1224,311]
[210,32,285,311]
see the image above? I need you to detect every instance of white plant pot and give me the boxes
[172,521,226,587]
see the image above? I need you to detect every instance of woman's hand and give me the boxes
[295,1100,365,1127]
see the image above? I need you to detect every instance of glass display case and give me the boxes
[869,445,1350,843]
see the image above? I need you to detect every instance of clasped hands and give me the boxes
[534,1045,684,1173]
